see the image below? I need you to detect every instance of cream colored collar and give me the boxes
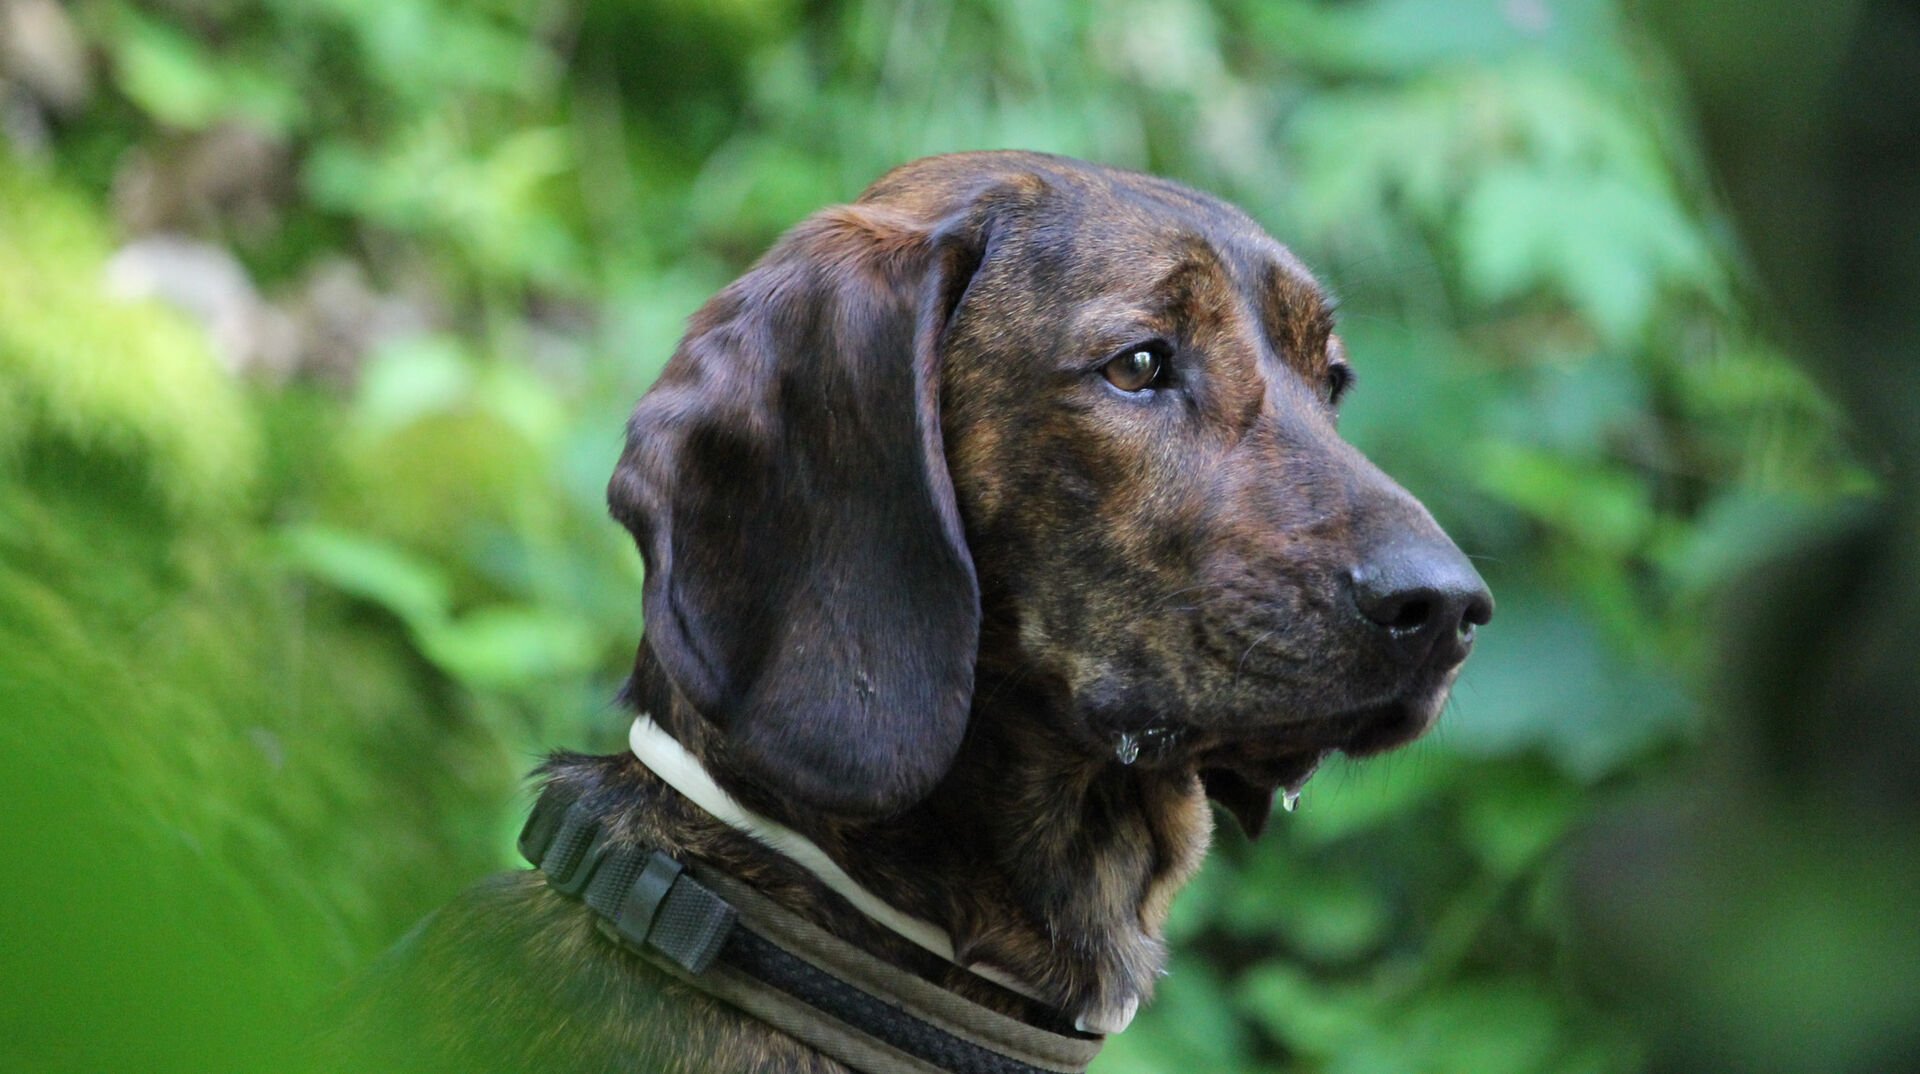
[626,715,1135,1032]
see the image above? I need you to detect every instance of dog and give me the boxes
[333,151,1492,1074]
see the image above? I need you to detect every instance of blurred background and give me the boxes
[2,1,1913,1072]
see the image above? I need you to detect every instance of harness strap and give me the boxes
[519,785,1103,1074]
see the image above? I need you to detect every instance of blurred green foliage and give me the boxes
[0,1,1866,1071]
[0,161,256,505]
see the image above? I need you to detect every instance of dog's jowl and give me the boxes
[335,152,1491,1074]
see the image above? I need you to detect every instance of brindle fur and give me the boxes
[333,152,1482,1074]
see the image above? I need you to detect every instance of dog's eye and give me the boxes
[1326,360,1356,406]
[1103,345,1166,393]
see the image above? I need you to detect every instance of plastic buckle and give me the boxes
[612,851,685,949]
[516,788,574,867]
[540,805,610,896]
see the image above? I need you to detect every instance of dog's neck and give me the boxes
[624,648,1214,1033]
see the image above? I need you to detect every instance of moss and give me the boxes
[0,154,257,511]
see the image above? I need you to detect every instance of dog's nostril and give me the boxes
[1351,544,1493,666]
[1356,585,1445,635]
[1386,598,1431,633]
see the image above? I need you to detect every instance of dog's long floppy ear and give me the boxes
[608,198,1002,816]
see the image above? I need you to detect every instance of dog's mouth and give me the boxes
[1219,747,1325,814]
[1333,679,1454,758]
[1086,658,1462,836]
[1194,676,1455,835]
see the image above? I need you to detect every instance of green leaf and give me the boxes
[352,336,476,435]
[1442,581,1688,777]
[1340,979,1567,1074]
[1457,764,1583,877]
[1471,441,1653,556]
[1237,963,1380,1057]
[418,605,597,688]
[279,524,451,631]
[1224,859,1393,962]
[109,13,227,128]
[1460,166,1717,343]
[106,9,301,131]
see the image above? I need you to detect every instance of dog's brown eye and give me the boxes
[1327,360,1355,405]
[1103,347,1165,393]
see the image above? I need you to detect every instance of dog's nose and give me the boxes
[1351,541,1493,669]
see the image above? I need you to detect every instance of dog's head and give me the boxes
[609,152,1490,831]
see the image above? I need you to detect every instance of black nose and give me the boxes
[1351,541,1493,669]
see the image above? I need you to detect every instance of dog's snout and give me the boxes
[1351,541,1493,669]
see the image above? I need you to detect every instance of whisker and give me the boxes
[1159,592,1248,615]
[979,658,1039,710]
[1142,582,1233,614]
[1232,627,1280,692]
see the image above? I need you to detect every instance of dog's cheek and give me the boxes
[941,366,1025,533]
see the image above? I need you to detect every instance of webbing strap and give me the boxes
[524,793,735,975]
[517,785,1100,1074]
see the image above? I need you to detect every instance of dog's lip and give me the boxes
[1273,694,1432,810]
[1336,681,1451,758]
[1197,741,1328,793]
[1209,680,1451,776]
[1276,752,1324,812]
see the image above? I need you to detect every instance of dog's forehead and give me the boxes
[1053,198,1337,370]
[1060,172,1336,360]
[867,152,1336,361]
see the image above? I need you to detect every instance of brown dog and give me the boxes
[336,151,1490,1074]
